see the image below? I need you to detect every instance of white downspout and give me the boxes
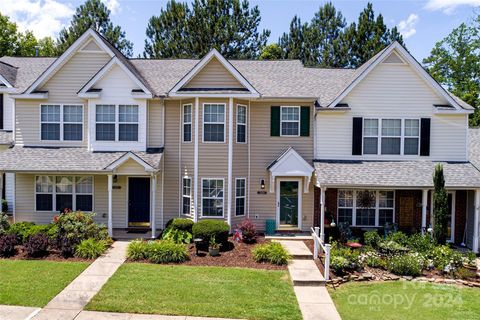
[227,97,233,226]
[193,97,199,222]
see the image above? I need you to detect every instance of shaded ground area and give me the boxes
[86,264,302,320]
[0,260,89,307]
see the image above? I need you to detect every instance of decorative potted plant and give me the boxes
[208,236,220,256]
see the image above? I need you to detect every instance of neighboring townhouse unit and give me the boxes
[0,29,478,252]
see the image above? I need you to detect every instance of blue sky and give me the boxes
[1,0,479,61]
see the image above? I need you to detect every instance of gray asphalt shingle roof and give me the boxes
[0,57,55,93]
[469,128,480,170]
[314,160,480,188]
[0,131,14,146]
[0,147,163,172]
[0,61,17,86]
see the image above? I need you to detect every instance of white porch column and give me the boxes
[421,189,428,234]
[107,174,113,237]
[320,187,326,242]
[0,172,4,204]
[151,174,157,239]
[193,97,199,222]
[227,97,233,226]
[473,189,480,253]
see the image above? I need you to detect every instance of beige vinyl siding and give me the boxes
[232,100,249,224]
[315,62,468,161]
[114,159,147,175]
[148,100,164,147]
[15,100,89,147]
[180,99,195,216]
[184,58,244,89]
[249,101,315,231]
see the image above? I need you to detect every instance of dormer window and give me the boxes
[41,104,83,141]
[95,104,139,142]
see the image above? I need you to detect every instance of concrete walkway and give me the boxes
[0,305,40,320]
[279,240,341,320]
[32,241,129,320]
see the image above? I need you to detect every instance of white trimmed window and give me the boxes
[404,119,420,155]
[235,178,246,216]
[183,104,192,142]
[41,104,83,141]
[35,176,93,212]
[203,104,225,142]
[363,118,420,155]
[202,178,224,217]
[182,177,191,215]
[281,106,300,136]
[381,119,401,155]
[95,104,115,141]
[96,104,139,141]
[236,105,247,143]
[337,189,394,227]
[363,119,378,155]
[119,105,139,141]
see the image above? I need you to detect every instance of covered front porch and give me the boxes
[314,160,480,252]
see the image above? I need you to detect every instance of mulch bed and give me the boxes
[1,245,94,263]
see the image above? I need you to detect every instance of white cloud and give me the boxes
[0,0,74,39]
[398,13,419,39]
[425,0,480,14]
[102,0,121,15]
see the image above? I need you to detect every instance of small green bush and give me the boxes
[162,228,192,244]
[0,212,9,235]
[75,238,108,259]
[378,240,409,256]
[386,231,409,246]
[364,251,386,269]
[363,230,381,247]
[252,242,291,265]
[431,245,464,270]
[169,218,194,233]
[192,219,230,244]
[330,241,362,270]
[6,222,35,243]
[405,233,435,254]
[146,240,189,263]
[127,240,149,261]
[330,256,350,275]
[387,254,423,276]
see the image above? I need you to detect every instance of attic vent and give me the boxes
[382,52,405,64]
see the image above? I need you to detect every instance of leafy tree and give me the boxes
[37,37,58,57]
[343,2,404,67]
[423,22,480,126]
[259,43,283,60]
[57,0,133,57]
[144,0,270,59]
[433,164,448,245]
[0,13,20,57]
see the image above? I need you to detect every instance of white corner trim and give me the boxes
[0,74,13,88]
[227,97,233,226]
[169,49,259,95]
[328,42,466,111]
[25,29,115,94]
[193,97,199,222]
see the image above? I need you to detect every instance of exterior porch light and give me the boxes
[260,179,265,190]
[113,175,118,183]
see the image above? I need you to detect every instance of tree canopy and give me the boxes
[144,0,270,59]
[57,0,133,57]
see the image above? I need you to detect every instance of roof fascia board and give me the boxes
[78,57,152,97]
[78,92,101,99]
[105,152,155,171]
[0,75,13,88]
[327,43,464,111]
[269,148,314,174]
[25,29,115,94]
[169,92,259,98]
[0,87,17,93]
[170,49,259,95]
[10,92,48,99]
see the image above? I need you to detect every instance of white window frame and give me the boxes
[201,178,225,218]
[236,104,247,143]
[34,175,94,212]
[95,104,139,142]
[182,104,192,143]
[182,177,192,215]
[337,189,395,227]
[235,177,246,216]
[362,118,420,156]
[363,118,379,155]
[202,103,226,143]
[40,104,84,141]
[280,106,300,137]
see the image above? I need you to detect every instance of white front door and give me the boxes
[276,178,302,229]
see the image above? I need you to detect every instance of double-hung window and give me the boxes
[183,104,192,142]
[35,176,93,212]
[119,105,139,141]
[96,105,115,141]
[363,119,378,154]
[96,104,139,141]
[235,178,246,216]
[337,189,395,227]
[203,104,225,142]
[281,106,300,136]
[381,119,402,155]
[363,118,420,155]
[202,179,224,217]
[41,104,83,141]
[236,105,247,143]
[404,119,420,155]
[182,177,191,215]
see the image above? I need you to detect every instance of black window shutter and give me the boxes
[352,117,363,155]
[420,118,431,156]
[0,94,3,130]
[300,106,310,136]
[270,106,280,136]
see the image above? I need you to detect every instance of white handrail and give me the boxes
[311,227,331,281]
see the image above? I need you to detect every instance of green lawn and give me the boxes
[86,264,301,320]
[0,260,89,307]
[329,281,480,320]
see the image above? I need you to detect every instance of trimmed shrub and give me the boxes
[192,220,230,244]
[331,256,350,275]
[387,254,423,276]
[1,199,8,213]
[25,233,49,257]
[330,242,362,270]
[252,242,290,265]
[0,212,9,235]
[146,240,188,263]
[0,234,17,257]
[75,238,108,259]
[127,240,149,261]
[431,245,464,270]
[363,230,381,248]
[7,222,35,243]
[170,218,194,233]
[238,218,257,243]
[162,228,192,244]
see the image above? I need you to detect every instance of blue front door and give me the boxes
[128,177,150,227]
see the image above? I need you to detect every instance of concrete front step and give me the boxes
[274,240,313,259]
[288,260,326,286]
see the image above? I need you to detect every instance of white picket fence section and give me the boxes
[311,227,331,281]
